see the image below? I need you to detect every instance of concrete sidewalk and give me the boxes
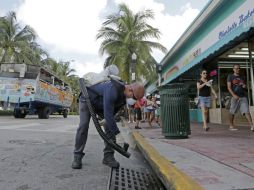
[125,121,254,190]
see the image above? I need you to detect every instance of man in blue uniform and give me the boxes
[72,80,144,169]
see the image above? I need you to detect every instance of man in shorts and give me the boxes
[227,64,254,131]
[134,99,142,129]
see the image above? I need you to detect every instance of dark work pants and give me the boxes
[74,98,115,160]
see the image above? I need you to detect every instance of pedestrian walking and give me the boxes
[227,64,254,131]
[143,95,149,122]
[145,94,157,127]
[155,92,161,126]
[127,103,134,123]
[197,69,217,131]
[134,99,142,129]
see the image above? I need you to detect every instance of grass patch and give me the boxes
[69,112,79,115]
[0,110,14,116]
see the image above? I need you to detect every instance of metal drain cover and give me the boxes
[108,167,165,190]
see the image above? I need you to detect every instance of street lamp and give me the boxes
[156,63,162,86]
[131,53,137,82]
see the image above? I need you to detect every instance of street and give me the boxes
[0,115,153,190]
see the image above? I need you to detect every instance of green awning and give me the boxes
[162,23,254,85]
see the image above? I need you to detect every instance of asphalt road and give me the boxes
[0,115,150,190]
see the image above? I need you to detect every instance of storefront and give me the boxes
[147,0,254,124]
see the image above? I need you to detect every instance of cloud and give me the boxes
[115,0,165,13]
[70,57,104,77]
[16,0,107,76]
[114,0,200,62]
[0,9,5,17]
[15,0,200,77]
[17,0,107,54]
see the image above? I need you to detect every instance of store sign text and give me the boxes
[183,48,201,66]
[219,7,254,39]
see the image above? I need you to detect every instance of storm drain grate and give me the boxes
[108,167,165,190]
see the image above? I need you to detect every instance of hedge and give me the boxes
[0,110,14,116]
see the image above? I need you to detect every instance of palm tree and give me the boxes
[28,43,48,65]
[42,57,60,73]
[0,11,39,64]
[58,62,78,113]
[64,74,79,113]
[97,3,167,82]
[57,61,76,79]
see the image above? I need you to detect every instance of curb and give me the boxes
[132,131,203,190]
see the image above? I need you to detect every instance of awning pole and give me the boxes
[248,41,254,106]
[246,59,251,104]
[218,67,222,109]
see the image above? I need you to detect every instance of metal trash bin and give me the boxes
[159,83,190,139]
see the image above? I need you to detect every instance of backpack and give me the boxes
[83,64,121,86]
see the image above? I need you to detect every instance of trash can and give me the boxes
[159,83,190,139]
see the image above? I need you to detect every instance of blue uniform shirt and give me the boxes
[86,81,126,136]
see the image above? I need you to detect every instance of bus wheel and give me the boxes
[38,107,50,119]
[13,108,21,118]
[42,107,50,119]
[38,108,43,119]
[63,109,68,118]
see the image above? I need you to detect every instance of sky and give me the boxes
[0,0,209,77]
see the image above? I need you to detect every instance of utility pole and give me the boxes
[156,64,162,86]
[131,53,137,82]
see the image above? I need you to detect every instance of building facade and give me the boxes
[147,0,254,124]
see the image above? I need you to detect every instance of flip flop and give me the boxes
[229,127,238,131]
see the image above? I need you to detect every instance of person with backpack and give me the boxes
[72,66,145,169]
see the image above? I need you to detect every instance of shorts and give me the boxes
[155,107,160,116]
[229,97,249,115]
[146,108,155,113]
[198,96,211,108]
[134,108,142,120]
[128,107,135,114]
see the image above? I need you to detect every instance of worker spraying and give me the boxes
[72,65,145,169]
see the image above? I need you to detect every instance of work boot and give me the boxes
[102,156,120,168]
[72,154,84,169]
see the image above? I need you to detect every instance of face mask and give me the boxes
[126,98,136,105]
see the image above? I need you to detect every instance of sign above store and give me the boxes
[219,7,254,40]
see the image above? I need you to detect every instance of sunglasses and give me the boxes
[202,72,207,75]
